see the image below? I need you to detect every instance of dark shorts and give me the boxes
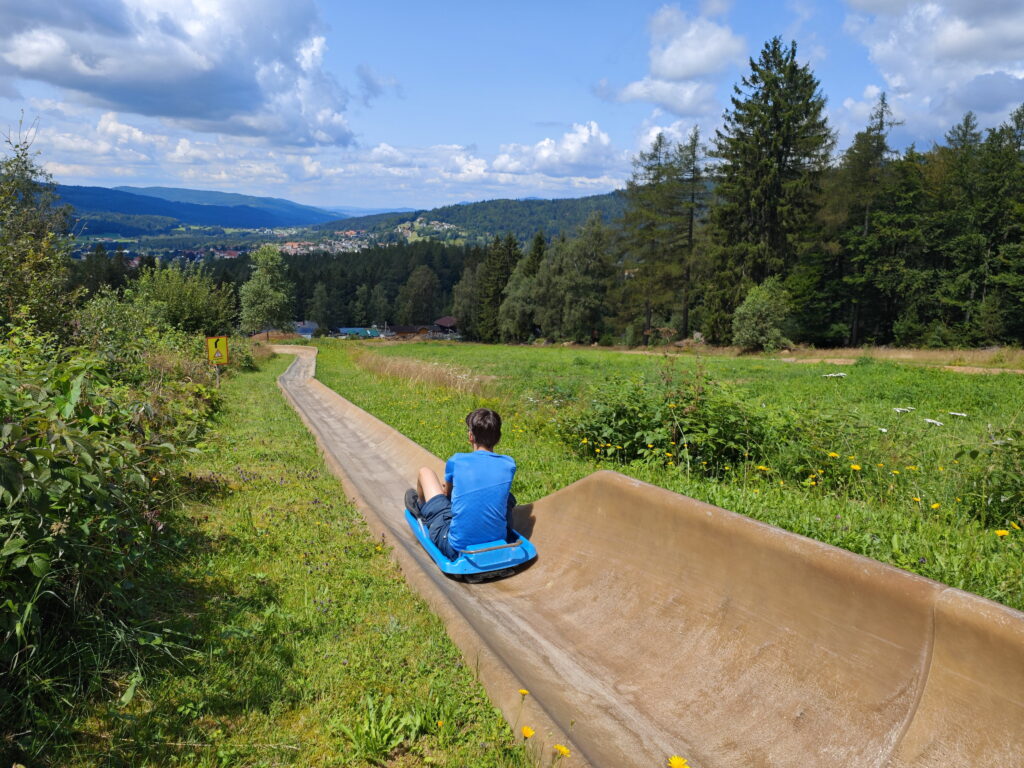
[418,492,518,562]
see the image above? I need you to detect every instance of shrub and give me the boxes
[732,277,793,352]
[557,363,781,473]
[0,321,217,746]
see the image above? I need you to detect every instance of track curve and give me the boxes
[272,345,1024,768]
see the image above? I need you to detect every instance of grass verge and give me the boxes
[54,352,532,768]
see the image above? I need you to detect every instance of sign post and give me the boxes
[206,335,229,386]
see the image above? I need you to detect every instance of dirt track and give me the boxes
[272,345,1024,767]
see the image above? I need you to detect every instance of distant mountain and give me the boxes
[112,186,340,225]
[317,191,627,242]
[56,185,339,235]
[325,205,418,217]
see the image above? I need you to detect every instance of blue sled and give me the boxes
[404,508,537,581]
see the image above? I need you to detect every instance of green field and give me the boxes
[313,340,1024,611]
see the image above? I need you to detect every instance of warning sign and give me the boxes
[206,336,229,365]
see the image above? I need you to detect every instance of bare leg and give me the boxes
[417,466,444,503]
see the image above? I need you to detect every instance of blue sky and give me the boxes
[2,1,1023,209]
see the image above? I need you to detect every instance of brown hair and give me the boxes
[466,408,501,449]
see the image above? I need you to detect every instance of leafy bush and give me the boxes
[732,277,793,352]
[558,363,782,473]
[0,321,217,744]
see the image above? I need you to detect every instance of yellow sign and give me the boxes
[206,336,229,365]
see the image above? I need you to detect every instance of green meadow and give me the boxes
[314,340,1024,611]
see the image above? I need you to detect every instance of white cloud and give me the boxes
[0,0,353,146]
[493,122,622,177]
[648,7,744,80]
[606,4,742,119]
[618,78,717,116]
[843,0,1024,138]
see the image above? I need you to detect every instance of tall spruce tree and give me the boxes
[474,234,521,342]
[704,37,834,341]
[498,230,546,342]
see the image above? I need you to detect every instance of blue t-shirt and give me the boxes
[444,450,516,552]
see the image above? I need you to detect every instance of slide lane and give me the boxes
[272,346,1024,768]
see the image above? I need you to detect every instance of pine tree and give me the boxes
[498,230,546,342]
[396,265,440,324]
[308,281,332,332]
[705,37,834,341]
[475,234,522,342]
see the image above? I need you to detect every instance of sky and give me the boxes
[1,0,1023,210]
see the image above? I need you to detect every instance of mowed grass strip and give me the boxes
[313,340,1024,611]
[58,353,530,768]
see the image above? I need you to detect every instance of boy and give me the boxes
[405,408,516,560]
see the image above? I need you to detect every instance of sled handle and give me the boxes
[460,539,522,555]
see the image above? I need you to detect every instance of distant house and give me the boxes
[390,325,431,337]
[433,316,458,333]
[295,320,319,338]
[336,327,381,338]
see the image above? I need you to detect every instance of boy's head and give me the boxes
[466,408,501,449]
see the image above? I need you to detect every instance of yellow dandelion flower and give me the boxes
[913,497,921,502]
[850,464,862,471]
[724,465,731,470]
[752,489,760,494]
[670,441,676,445]
[996,530,1009,537]
[668,461,675,466]
[809,480,817,486]
[817,469,824,474]
[668,404,677,408]
[757,465,770,471]
[931,503,940,509]
[581,438,588,444]
[827,451,840,458]
[876,463,885,467]
[668,757,690,768]
[519,688,530,696]
[892,470,900,475]
[847,455,856,460]
[648,443,654,448]
[666,452,674,457]
[1012,522,1021,530]
[522,726,535,739]
[437,720,445,727]
[938,466,944,471]
[553,744,571,757]
[595,448,601,453]
[906,465,918,471]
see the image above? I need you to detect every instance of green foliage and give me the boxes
[0,321,217,742]
[240,244,294,336]
[498,231,546,342]
[0,130,78,334]
[395,264,441,324]
[134,264,236,336]
[475,235,522,342]
[557,364,782,472]
[732,277,793,351]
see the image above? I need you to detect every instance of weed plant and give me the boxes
[55,354,534,767]
[317,340,1024,611]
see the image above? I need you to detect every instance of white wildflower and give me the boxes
[822,372,847,378]
[893,407,915,413]
[878,428,888,433]
[948,412,967,417]
[923,418,944,426]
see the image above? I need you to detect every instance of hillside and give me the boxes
[114,186,340,224]
[56,185,339,235]
[317,191,627,241]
